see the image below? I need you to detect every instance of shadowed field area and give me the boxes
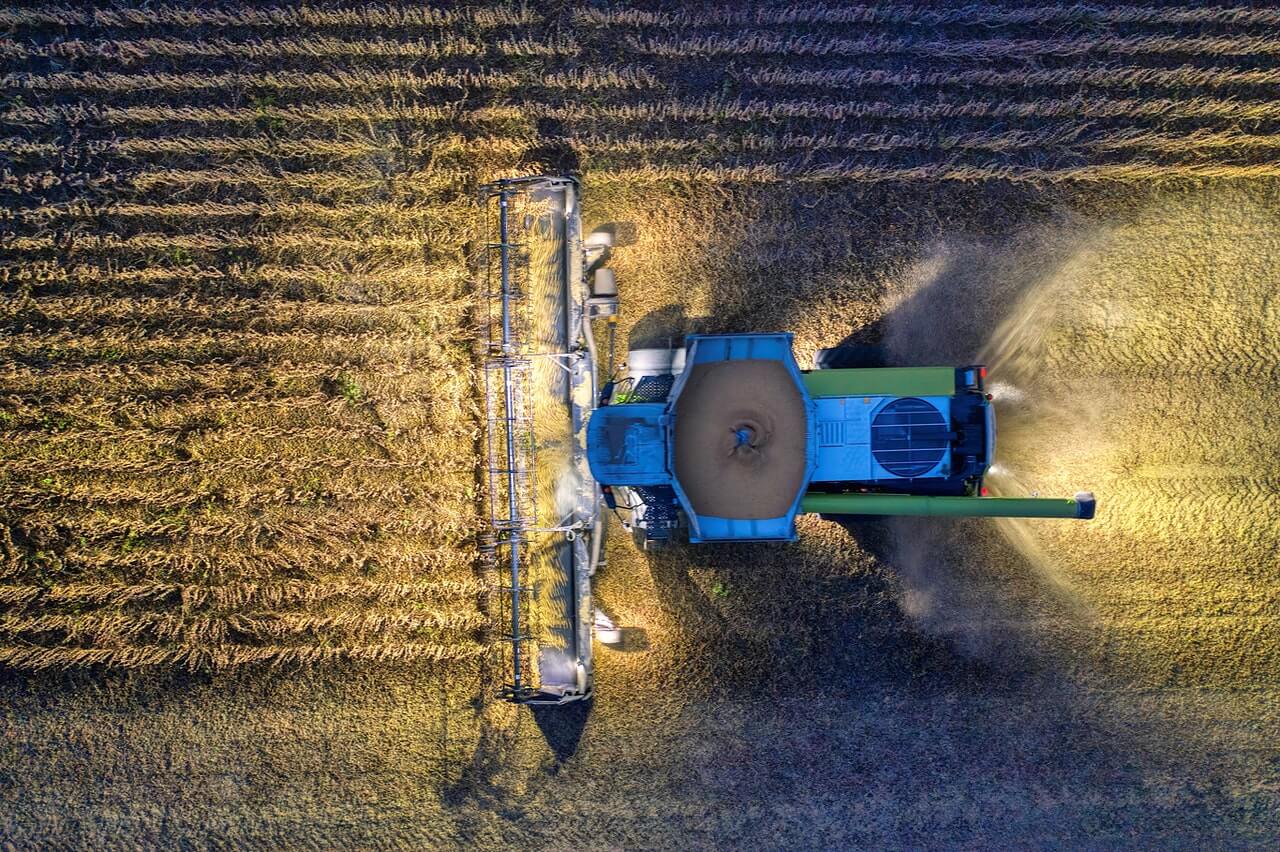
[2,2,1279,847]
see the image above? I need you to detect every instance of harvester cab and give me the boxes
[477,175,1094,705]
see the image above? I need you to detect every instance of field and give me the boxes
[2,2,1279,847]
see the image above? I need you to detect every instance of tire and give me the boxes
[814,344,887,369]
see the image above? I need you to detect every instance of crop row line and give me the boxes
[4,542,475,581]
[4,474,468,512]
[575,3,1280,28]
[1,102,469,127]
[591,160,1280,185]
[8,200,474,230]
[8,95,1280,128]
[127,167,465,197]
[10,506,477,546]
[5,457,471,491]
[0,579,468,608]
[8,32,1280,63]
[0,610,486,642]
[0,612,194,641]
[10,63,1278,98]
[2,421,454,450]
[7,3,1277,30]
[1,371,446,408]
[0,327,445,354]
[1,379,460,414]
[0,641,487,669]
[3,261,469,299]
[1,391,393,414]
[1045,341,1280,379]
[576,95,1280,122]
[0,456,451,478]
[1103,478,1280,503]
[7,127,1280,170]
[0,395,338,428]
[0,5,535,29]
[2,167,468,198]
[744,64,1280,90]
[596,126,1280,155]
[0,135,427,160]
[0,391,446,432]
[4,409,468,447]
[225,610,487,638]
[0,304,456,344]
[442,126,1280,159]
[0,35,580,61]
[5,483,460,514]
[627,32,1280,59]
[0,360,424,385]
[0,293,447,322]
[4,233,457,255]
[1,66,662,93]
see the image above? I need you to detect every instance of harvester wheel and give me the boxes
[813,344,887,369]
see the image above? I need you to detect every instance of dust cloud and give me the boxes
[876,186,1280,677]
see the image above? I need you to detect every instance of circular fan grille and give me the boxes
[871,397,949,478]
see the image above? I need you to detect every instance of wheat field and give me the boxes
[2,2,1279,847]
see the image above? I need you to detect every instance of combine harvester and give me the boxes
[478,176,1095,705]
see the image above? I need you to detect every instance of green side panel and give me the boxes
[799,492,1088,519]
[800,367,956,398]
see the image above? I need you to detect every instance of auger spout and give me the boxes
[799,491,1096,520]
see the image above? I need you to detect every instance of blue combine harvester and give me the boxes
[589,333,1095,549]
[478,175,1094,705]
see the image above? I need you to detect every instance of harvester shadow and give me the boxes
[645,548,730,641]
[626,303,697,351]
[638,474,1104,700]
[439,699,590,810]
[438,700,590,814]
[530,700,591,766]
[641,536,1006,698]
